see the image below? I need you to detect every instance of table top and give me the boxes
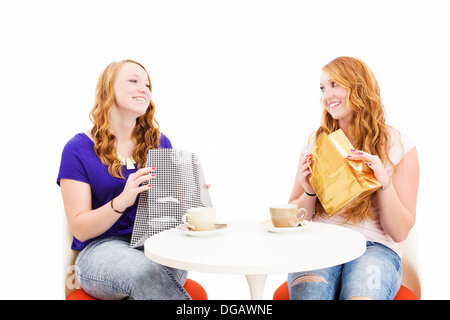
[144,220,366,275]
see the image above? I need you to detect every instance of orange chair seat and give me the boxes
[393,285,417,300]
[67,289,97,300]
[272,281,417,300]
[183,278,208,300]
[67,278,207,300]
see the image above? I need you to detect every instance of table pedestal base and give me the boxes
[245,274,267,300]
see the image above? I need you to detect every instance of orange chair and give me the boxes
[273,226,421,300]
[64,218,207,300]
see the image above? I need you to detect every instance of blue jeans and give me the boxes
[288,242,402,300]
[75,235,190,300]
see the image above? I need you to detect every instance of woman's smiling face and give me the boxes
[112,62,152,117]
[320,71,353,124]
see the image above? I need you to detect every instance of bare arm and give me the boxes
[377,148,419,242]
[288,152,317,220]
[347,147,419,242]
[60,167,156,242]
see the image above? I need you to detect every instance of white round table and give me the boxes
[144,220,366,299]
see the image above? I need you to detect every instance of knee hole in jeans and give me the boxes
[291,274,328,286]
[348,295,373,300]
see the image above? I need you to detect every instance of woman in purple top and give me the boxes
[57,60,190,300]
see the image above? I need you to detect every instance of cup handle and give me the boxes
[182,214,195,230]
[295,208,307,227]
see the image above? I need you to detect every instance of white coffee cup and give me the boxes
[269,204,307,228]
[182,207,216,231]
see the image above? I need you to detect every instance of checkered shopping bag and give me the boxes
[130,149,213,248]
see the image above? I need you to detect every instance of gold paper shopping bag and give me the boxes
[308,129,381,217]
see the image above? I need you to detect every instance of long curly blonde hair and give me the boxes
[89,59,160,179]
[315,56,394,223]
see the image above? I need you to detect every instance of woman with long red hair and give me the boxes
[288,57,419,299]
[57,60,190,299]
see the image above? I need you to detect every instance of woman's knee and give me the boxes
[288,267,340,300]
[291,274,329,286]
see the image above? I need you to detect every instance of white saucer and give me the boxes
[176,224,227,237]
[260,220,309,233]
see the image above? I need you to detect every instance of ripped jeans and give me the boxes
[288,242,402,300]
[75,235,190,300]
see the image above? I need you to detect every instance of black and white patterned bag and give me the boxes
[130,149,213,248]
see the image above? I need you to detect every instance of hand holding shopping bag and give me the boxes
[308,129,381,217]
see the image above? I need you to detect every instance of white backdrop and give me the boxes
[1,0,449,299]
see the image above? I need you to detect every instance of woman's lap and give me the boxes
[288,242,402,300]
[75,235,190,300]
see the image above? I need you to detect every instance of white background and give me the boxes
[1,0,449,299]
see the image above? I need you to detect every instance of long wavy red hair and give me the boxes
[314,56,395,223]
[89,59,160,178]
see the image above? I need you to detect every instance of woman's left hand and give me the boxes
[347,149,390,186]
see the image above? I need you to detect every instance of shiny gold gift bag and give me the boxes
[308,129,381,217]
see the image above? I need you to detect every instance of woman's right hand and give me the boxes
[297,153,315,195]
[113,167,156,212]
